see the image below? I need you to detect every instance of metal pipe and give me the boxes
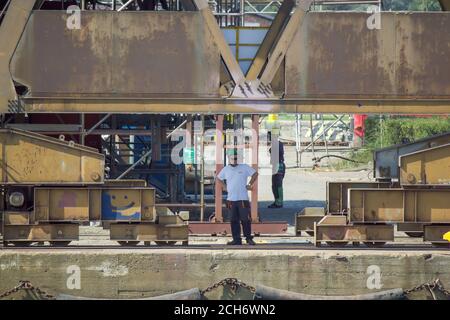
[116,149,152,179]
[321,116,329,165]
[166,119,187,139]
[57,288,202,300]
[309,114,315,159]
[295,113,301,167]
[303,115,344,152]
[85,113,112,136]
[254,285,406,300]
[0,0,12,20]
[80,113,85,145]
[118,0,134,11]
[155,203,223,208]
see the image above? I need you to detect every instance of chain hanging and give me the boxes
[0,280,55,300]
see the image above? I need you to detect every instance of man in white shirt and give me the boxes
[216,149,258,245]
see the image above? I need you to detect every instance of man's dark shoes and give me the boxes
[268,203,283,209]
[227,239,242,245]
[246,238,256,245]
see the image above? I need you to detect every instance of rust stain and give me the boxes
[286,12,450,100]
[11,11,220,98]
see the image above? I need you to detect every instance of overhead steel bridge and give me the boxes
[0,0,449,114]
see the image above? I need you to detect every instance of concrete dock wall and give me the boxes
[1,249,449,299]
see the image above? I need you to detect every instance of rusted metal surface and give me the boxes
[0,129,104,184]
[18,98,450,114]
[246,0,295,80]
[440,0,450,11]
[315,223,394,245]
[424,225,450,244]
[397,222,424,233]
[3,211,30,225]
[11,11,220,99]
[17,98,450,114]
[400,143,450,186]
[192,0,244,87]
[285,12,450,101]
[104,179,147,187]
[34,187,155,222]
[188,221,288,235]
[3,223,79,242]
[2,9,448,114]
[349,188,450,223]
[0,0,35,111]
[109,222,189,243]
[295,207,325,236]
[374,132,450,181]
[327,181,392,213]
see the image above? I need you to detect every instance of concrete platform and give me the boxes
[1,246,450,299]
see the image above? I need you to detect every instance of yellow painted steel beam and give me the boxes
[0,128,104,184]
[246,0,296,80]
[348,188,450,224]
[21,98,450,114]
[0,0,36,111]
[399,143,450,186]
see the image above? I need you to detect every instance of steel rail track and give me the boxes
[1,243,449,251]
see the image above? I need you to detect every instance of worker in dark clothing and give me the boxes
[216,149,258,245]
[267,131,285,208]
[138,0,169,10]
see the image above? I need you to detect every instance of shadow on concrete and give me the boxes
[258,200,325,225]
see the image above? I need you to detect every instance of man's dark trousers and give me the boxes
[228,200,252,243]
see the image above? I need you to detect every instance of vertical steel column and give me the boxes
[215,115,224,222]
[200,115,205,221]
[80,113,85,145]
[251,114,259,222]
[295,113,301,168]
[321,117,329,164]
[310,114,315,159]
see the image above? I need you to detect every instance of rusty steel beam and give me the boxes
[259,1,312,86]
[188,221,289,235]
[348,188,450,224]
[439,0,450,10]
[193,0,245,86]
[399,143,450,186]
[246,0,295,80]
[19,98,450,114]
[0,0,35,111]
[3,10,450,114]
[285,12,450,101]
[11,11,221,101]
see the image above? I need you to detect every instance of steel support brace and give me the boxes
[0,0,36,110]
[259,3,310,85]
[193,0,245,86]
[246,0,295,81]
